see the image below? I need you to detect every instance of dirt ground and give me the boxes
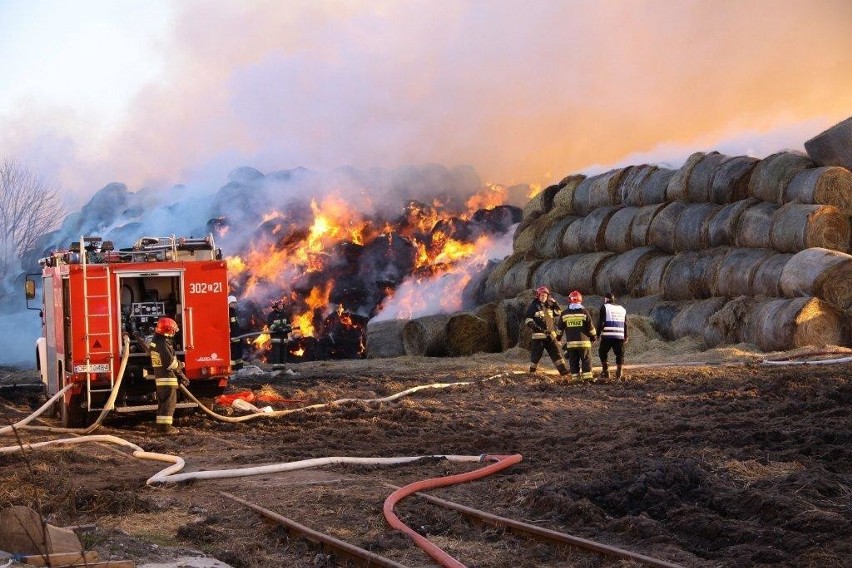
[0,335,850,567]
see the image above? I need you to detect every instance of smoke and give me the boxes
[2,1,851,205]
[0,311,41,368]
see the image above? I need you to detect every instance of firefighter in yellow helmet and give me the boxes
[559,290,597,382]
[149,317,184,435]
[524,286,569,375]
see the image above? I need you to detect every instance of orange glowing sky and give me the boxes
[1,0,850,204]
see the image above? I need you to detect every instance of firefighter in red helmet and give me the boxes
[149,317,183,435]
[524,286,569,376]
[559,290,597,382]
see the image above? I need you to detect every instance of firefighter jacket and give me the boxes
[149,333,180,387]
[524,298,562,341]
[267,308,292,335]
[229,306,242,337]
[598,302,628,340]
[560,304,597,349]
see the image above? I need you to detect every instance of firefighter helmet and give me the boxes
[568,290,583,304]
[155,317,179,336]
[227,295,237,304]
[535,285,550,296]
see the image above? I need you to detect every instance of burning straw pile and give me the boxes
[439,123,852,354]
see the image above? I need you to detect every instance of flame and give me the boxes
[227,185,515,360]
[527,184,542,198]
[465,184,506,212]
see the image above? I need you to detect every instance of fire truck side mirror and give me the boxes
[24,279,36,300]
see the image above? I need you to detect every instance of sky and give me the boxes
[0,0,851,207]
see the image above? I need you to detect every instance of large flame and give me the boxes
[224,186,518,361]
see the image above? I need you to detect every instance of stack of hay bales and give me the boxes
[365,119,852,357]
[480,143,852,353]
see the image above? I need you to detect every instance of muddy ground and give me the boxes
[0,342,850,567]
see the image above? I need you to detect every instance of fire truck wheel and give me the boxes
[60,392,86,428]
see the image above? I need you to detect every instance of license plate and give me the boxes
[74,364,110,373]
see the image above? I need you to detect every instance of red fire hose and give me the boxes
[383,453,523,568]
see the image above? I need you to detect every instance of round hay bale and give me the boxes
[748,151,815,203]
[619,165,658,206]
[603,206,640,252]
[638,167,676,206]
[648,201,689,253]
[481,253,525,303]
[661,248,730,300]
[567,252,615,295]
[714,248,775,297]
[570,177,595,217]
[552,174,586,211]
[670,297,728,339]
[687,152,729,203]
[666,152,706,201]
[623,295,665,317]
[705,296,757,347]
[531,255,584,296]
[630,203,667,248]
[734,201,779,249]
[499,259,544,299]
[710,155,758,204]
[496,291,535,351]
[522,184,561,220]
[650,301,684,339]
[513,213,541,253]
[402,314,453,356]
[594,247,663,297]
[770,203,850,253]
[561,216,585,255]
[634,255,674,297]
[446,311,500,356]
[784,166,852,214]
[366,319,407,358]
[587,168,629,212]
[743,297,844,352]
[536,215,581,258]
[578,205,622,252]
[780,248,852,309]
[697,247,734,297]
[707,198,758,247]
[672,203,722,251]
[526,206,574,255]
[751,253,793,297]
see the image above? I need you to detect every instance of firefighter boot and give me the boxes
[556,362,570,376]
[157,425,181,435]
[615,365,625,381]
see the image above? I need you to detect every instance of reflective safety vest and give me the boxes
[601,303,627,340]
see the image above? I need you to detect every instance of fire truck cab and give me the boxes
[26,235,232,427]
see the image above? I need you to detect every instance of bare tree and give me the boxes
[0,159,64,278]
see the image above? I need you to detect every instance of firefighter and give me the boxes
[149,317,185,435]
[228,295,244,370]
[524,286,569,376]
[597,292,628,381]
[267,299,292,365]
[560,290,597,382]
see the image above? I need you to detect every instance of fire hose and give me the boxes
[0,336,131,436]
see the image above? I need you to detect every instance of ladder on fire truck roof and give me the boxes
[80,236,116,411]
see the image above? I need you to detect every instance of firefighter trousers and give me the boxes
[565,347,593,378]
[529,338,567,371]
[156,385,177,427]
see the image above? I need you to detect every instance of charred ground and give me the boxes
[0,351,850,567]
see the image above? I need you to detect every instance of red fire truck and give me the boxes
[25,235,232,427]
